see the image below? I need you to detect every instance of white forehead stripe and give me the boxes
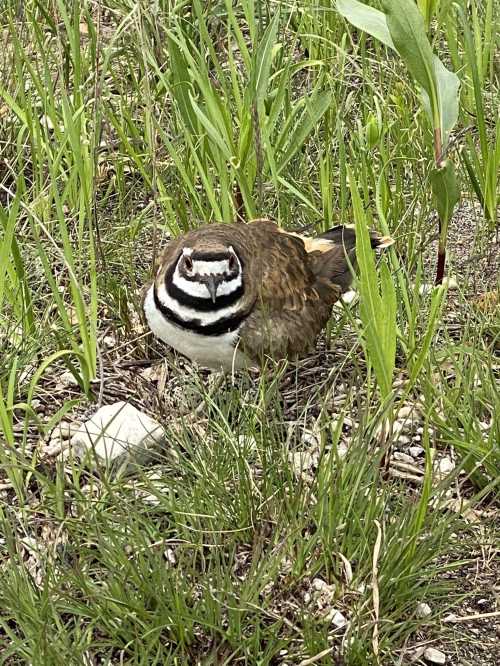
[192,259,230,275]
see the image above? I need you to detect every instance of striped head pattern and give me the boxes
[153,244,248,336]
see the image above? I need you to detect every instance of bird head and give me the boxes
[175,245,242,303]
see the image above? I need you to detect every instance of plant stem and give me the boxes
[434,127,446,284]
[435,238,446,284]
[433,127,443,164]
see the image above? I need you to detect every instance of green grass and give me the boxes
[0,0,499,663]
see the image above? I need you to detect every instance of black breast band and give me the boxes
[153,286,249,337]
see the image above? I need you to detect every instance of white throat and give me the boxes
[143,286,249,371]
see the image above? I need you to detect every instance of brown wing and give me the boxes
[246,219,319,311]
[239,220,341,361]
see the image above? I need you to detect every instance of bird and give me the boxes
[143,219,393,371]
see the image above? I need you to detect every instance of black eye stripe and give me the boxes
[165,260,244,310]
[191,251,231,262]
[167,279,244,311]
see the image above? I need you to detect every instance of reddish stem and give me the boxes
[434,127,446,284]
[435,251,446,284]
[434,127,443,165]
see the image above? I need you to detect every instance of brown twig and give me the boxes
[298,647,335,666]
[444,610,500,623]
[234,184,245,222]
[434,126,447,285]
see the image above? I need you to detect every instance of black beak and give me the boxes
[206,275,220,303]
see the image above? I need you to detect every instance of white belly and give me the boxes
[144,286,249,371]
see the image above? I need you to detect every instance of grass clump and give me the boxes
[0,0,498,663]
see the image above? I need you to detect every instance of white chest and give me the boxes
[144,286,249,371]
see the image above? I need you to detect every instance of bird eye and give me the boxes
[228,254,237,271]
[184,256,193,272]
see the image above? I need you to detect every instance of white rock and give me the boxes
[443,613,458,623]
[40,113,56,130]
[442,276,458,290]
[409,446,424,458]
[336,441,348,458]
[423,647,446,664]
[43,439,66,457]
[301,428,320,447]
[328,609,348,629]
[238,434,257,452]
[58,370,80,387]
[419,280,457,296]
[397,405,414,419]
[312,578,329,592]
[164,548,176,566]
[102,335,116,349]
[438,457,454,475]
[418,283,433,296]
[393,451,415,464]
[290,450,317,476]
[71,402,166,470]
[54,421,74,440]
[392,420,404,436]
[416,601,432,618]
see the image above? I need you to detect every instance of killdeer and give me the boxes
[143,219,393,370]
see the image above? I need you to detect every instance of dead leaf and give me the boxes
[473,290,498,314]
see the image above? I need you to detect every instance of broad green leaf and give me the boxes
[417,0,440,29]
[337,0,395,49]
[420,56,460,150]
[237,110,254,168]
[338,0,460,150]
[430,159,460,226]
[483,121,500,226]
[432,56,460,150]
[382,0,438,118]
